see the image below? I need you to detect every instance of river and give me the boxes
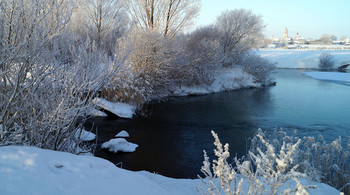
[86,69,350,179]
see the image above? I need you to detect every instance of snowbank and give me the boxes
[0,146,198,195]
[116,130,129,138]
[74,128,96,141]
[92,98,136,119]
[86,107,108,117]
[0,146,339,195]
[101,138,138,153]
[256,49,350,69]
[174,67,258,96]
[304,72,350,83]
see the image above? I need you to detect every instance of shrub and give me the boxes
[0,38,120,153]
[179,25,220,86]
[198,130,313,195]
[110,28,183,105]
[241,53,276,85]
[318,52,335,71]
[250,129,350,194]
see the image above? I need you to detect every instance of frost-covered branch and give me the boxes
[198,130,313,195]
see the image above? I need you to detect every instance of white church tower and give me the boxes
[283,27,289,39]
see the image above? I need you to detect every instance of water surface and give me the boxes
[86,69,350,178]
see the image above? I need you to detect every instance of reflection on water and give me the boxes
[86,69,350,179]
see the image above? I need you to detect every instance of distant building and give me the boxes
[283,28,288,39]
[293,33,306,44]
[282,28,293,44]
[294,33,300,40]
[264,28,308,48]
[345,39,350,45]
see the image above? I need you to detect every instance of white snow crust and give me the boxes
[93,98,136,119]
[116,130,130,138]
[304,72,350,83]
[101,138,138,153]
[0,146,339,195]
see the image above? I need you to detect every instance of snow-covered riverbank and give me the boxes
[256,49,350,69]
[173,67,259,96]
[0,146,339,195]
[93,66,263,118]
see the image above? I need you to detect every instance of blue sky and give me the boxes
[195,0,350,39]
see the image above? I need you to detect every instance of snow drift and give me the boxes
[101,138,138,153]
[0,146,339,195]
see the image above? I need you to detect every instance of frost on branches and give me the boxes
[251,129,350,194]
[198,130,315,195]
[198,131,244,195]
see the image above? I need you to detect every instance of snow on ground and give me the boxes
[92,98,136,119]
[0,146,340,195]
[85,107,108,117]
[116,130,129,138]
[101,138,138,153]
[296,44,350,50]
[74,128,96,141]
[0,146,198,195]
[304,72,350,83]
[174,67,259,96]
[256,49,350,69]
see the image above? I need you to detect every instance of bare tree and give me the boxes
[329,35,337,41]
[319,34,331,45]
[85,0,125,45]
[216,9,265,66]
[122,0,161,31]
[161,0,200,37]
[123,0,200,37]
[69,0,129,55]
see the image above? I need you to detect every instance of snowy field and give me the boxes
[0,146,339,195]
[256,49,350,69]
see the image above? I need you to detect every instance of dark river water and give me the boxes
[86,69,350,179]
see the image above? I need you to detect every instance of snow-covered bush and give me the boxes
[110,28,180,104]
[108,27,218,105]
[0,0,122,152]
[318,52,335,71]
[246,129,313,194]
[197,131,244,195]
[198,130,312,195]
[0,34,120,153]
[250,129,350,194]
[241,53,276,85]
[179,25,220,86]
